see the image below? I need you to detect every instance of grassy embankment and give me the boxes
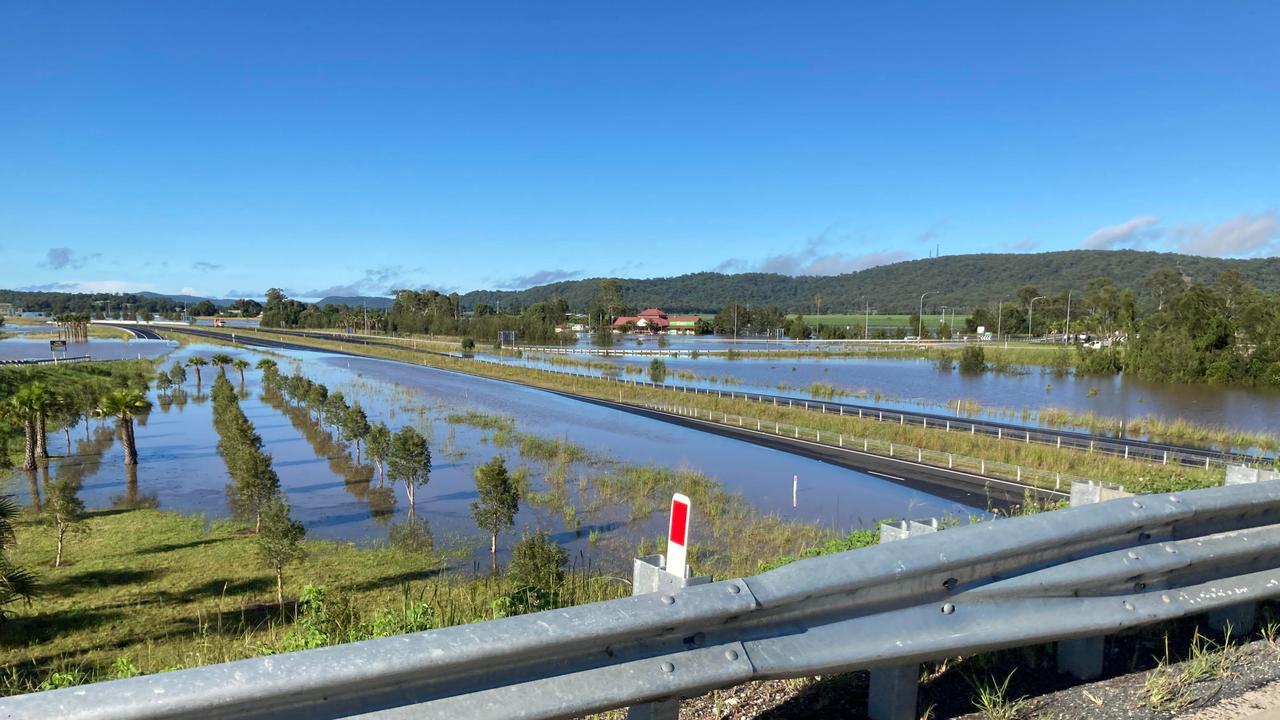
[178,327,1238,494]
[0,368,844,696]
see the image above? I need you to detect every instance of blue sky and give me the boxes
[2,2,1277,299]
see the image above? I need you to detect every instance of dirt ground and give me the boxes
[624,614,1280,720]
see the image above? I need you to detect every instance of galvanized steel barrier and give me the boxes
[6,482,1280,720]
[642,400,1084,496]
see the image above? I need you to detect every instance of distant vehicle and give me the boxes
[213,318,226,327]
[903,335,920,341]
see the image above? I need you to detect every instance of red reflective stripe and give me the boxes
[669,500,688,546]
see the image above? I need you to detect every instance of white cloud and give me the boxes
[715,233,912,276]
[39,247,102,270]
[1175,211,1280,257]
[1081,216,1161,250]
[19,280,157,293]
[499,268,584,289]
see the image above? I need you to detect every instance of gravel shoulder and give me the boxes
[590,612,1280,720]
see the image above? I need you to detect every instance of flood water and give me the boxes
[492,349,1280,439]
[4,343,980,568]
[0,337,176,362]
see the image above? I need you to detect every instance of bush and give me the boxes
[958,345,986,373]
[460,337,475,351]
[507,531,566,593]
[648,358,668,383]
[1075,346,1122,375]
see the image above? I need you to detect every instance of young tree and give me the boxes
[322,391,348,431]
[306,383,329,424]
[388,426,431,511]
[97,389,152,466]
[231,358,251,387]
[255,498,305,605]
[186,356,208,386]
[43,479,87,568]
[167,361,187,387]
[366,422,392,485]
[210,353,233,377]
[470,456,520,567]
[342,403,371,463]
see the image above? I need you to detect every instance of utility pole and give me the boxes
[861,296,870,340]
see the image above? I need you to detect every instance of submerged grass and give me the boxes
[182,327,1249,495]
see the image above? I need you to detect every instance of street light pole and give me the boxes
[1028,296,1046,339]
[862,297,870,341]
[918,292,935,340]
[1064,290,1073,344]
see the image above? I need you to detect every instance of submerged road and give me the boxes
[115,323,1058,510]
[238,326,1257,469]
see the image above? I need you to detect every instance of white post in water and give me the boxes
[792,475,798,508]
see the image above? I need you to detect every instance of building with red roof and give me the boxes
[610,308,704,334]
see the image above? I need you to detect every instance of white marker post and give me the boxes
[792,475,798,508]
[666,493,691,579]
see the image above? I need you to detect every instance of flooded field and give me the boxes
[491,350,1280,438]
[0,338,176,362]
[4,343,981,569]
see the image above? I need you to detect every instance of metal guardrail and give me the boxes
[482,360,1260,470]
[643,401,1084,495]
[6,482,1280,720]
[0,355,92,366]
[157,322,1268,470]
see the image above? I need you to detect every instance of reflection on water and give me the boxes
[5,343,979,567]
[0,338,175,362]
[490,351,1280,438]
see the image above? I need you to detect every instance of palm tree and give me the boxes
[5,384,52,471]
[186,356,209,386]
[231,358,251,387]
[14,383,56,461]
[0,497,39,622]
[210,353,233,377]
[97,389,152,466]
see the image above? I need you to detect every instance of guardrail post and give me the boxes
[868,519,937,720]
[1055,481,1133,680]
[628,555,710,719]
[1205,467,1280,635]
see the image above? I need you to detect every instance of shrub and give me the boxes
[958,345,987,373]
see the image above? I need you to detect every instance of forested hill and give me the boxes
[461,250,1280,313]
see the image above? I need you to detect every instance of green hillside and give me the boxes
[460,250,1280,313]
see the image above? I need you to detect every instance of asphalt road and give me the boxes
[243,326,1255,469]
[133,323,1054,510]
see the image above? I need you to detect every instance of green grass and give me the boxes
[177,326,1240,495]
[1,508,457,689]
[788,313,968,329]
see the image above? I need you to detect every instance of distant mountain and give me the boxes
[136,291,236,308]
[315,295,395,309]
[459,250,1280,313]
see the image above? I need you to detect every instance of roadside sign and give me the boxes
[666,493,691,578]
[49,340,67,351]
